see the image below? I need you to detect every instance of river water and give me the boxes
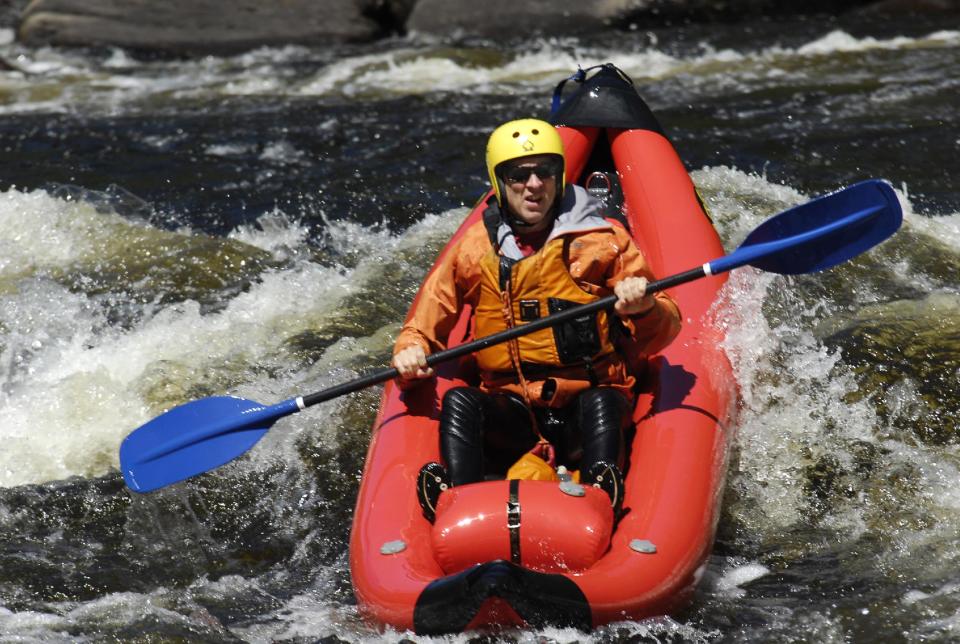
[0,12,958,643]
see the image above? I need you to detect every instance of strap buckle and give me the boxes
[506,499,521,529]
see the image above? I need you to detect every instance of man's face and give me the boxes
[501,154,561,232]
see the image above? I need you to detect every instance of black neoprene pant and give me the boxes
[439,386,629,486]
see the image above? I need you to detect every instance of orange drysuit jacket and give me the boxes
[394,185,681,408]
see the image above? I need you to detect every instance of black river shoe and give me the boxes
[584,460,624,517]
[416,462,450,523]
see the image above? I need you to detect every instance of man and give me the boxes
[393,118,680,517]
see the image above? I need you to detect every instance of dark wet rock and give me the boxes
[404,0,954,36]
[0,0,29,28]
[17,0,394,54]
[11,0,960,53]
[853,0,960,15]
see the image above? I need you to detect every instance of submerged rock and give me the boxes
[825,294,960,446]
[405,0,638,38]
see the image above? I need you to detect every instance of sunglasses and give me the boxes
[501,159,562,185]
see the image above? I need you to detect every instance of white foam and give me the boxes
[689,167,944,538]
[0,605,66,641]
[0,186,465,488]
[204,142,255,157]
[903,581,960,605]
[229,209,311,255]
[904,207,960,250]
[294,29,960,99]
[690,165,807,247]
[258,140,307,165]
[298,45,694,98]
[714,562,770,597]
[796,29,960,56]
[0,188,108,271]
[0,262,357,487]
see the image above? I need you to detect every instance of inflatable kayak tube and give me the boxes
[349,64,738,635]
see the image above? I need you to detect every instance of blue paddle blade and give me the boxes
[120,395,299,493]
[709,179,902,276]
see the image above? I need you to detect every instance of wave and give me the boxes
[0,28,956,112]
[0,185,464,487]
[692,166,960,600]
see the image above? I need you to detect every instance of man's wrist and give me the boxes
[631,299,657,317]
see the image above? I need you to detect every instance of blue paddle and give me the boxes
[120,179,902,493]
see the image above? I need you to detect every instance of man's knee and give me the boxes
[577,388,630,434]
[440,387,487,443]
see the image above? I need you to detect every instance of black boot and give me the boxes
[416,461,450,523]
[439,387,487,486]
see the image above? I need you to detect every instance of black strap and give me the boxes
[582,356,599,388]
[498,256,517,292]
[483,202,519,291]
[507,479,521,564]
[482,201,501,248]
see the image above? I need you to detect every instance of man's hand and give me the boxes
[614,276,655,317]
[392,345,434,381]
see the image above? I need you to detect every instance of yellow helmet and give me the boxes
[485,118,565,207]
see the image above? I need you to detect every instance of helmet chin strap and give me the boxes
[508,212,538,228]
[503,202,557,231]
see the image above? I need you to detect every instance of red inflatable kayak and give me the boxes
[350,64,738,635]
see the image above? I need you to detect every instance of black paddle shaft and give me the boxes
[299,266,706,409]
[119,180,901,493]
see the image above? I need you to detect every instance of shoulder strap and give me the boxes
[482,198,502,249]
[481,197,518,291]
